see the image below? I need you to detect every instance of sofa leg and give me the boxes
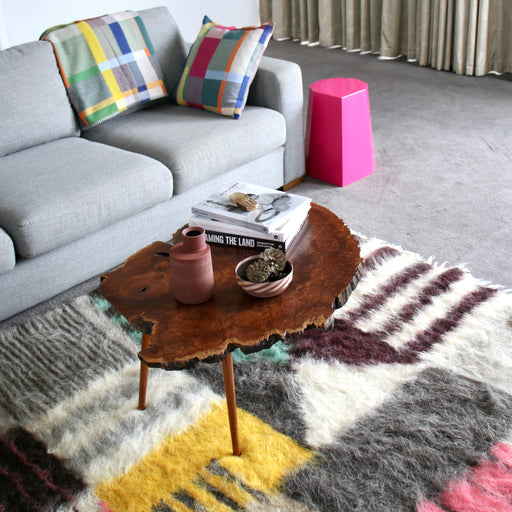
[138,333,151,410]
[282,175,305,191]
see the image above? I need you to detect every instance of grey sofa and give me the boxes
[0,6,305,321]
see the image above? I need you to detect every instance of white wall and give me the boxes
[0,0,260,49]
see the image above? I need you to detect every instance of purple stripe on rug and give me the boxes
[359,246,401,276]
[378,267,465,334]
[0,428,84,512]
[289,285,496,365]
[347,260,434,321]
[400,286,497,364]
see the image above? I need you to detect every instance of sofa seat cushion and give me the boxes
[0,228,15,275]
[0,138,173,258]
[0,41,79,158]
[81,103,286,194]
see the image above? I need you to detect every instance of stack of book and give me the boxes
[189,182,311,251]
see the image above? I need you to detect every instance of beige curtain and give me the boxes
[259,0,512,76]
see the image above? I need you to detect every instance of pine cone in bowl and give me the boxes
[235,249,293,298]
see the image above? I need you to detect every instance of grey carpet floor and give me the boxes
[266,39,512,290]
[1,41,510,329]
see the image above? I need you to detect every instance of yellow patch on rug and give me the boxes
[95,400,313,511]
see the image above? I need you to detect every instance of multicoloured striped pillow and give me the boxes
[41,11,167,129]
[176,16,274,119]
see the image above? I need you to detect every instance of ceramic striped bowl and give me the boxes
[235,255,293,298]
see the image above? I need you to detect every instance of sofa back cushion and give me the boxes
[0,41,79,157]
[138,6,188,100]
[176,16,274,119]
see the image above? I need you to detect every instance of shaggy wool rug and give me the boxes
[2,236,512,512]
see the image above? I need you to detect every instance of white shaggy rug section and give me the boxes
[1,236,512,512]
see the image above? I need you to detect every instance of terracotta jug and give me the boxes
[169,226,215,305]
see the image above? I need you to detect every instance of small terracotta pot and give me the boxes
[169,227,215,305]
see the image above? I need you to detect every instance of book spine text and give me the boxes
[204,230,286,251]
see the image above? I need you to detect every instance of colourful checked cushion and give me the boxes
[176,16,274,119]
[41,11,167,129]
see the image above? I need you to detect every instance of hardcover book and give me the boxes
[204,231,288,251]
[190,214,308,252]
[189,209,309,242]
[191,182,311,233]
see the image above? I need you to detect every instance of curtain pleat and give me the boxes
[416,0,431,66]
[431,0,441,68]
[360,0,371,51]
[453,0,469,72]
[318,0,342,47]
[307,0,321,44]
[474,0,490,76]
[345,0,361,50]
[427,0,454,71]
[380,0,404,57]
[443,0,454,70]
[300,0,309,41]
[370,0,383,51]
[259,0,272,27]
[291,0,302,39]
[465,0,480,75]
[494,0,512,74]
[259,0,512,75]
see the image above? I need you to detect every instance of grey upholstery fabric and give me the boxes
[136,7,304,186]
[0,4,305,322]
[0,148,283,321]
[0,41,79,157]
[0,138,172,258]
[248,56,305,185]
[0,228,15,276]
[82,104,285,195]
[139,6,188,99]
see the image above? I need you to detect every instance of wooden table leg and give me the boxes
[221,352,241,456]
[138,333,151,410]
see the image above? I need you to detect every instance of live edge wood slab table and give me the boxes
[99,203,362,455]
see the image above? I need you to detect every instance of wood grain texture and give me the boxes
[99,204,362,370]
[282,175,305,191]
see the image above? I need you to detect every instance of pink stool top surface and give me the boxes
[311,77,368,98]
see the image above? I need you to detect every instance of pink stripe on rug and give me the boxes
[471,460,512,500]
[493,442,512,469]
[440,478,512,512]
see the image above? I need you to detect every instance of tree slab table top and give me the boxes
[99,203,362,370]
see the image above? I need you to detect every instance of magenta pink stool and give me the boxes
[306,78,375,187]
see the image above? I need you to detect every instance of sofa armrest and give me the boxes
[248,57,305,188]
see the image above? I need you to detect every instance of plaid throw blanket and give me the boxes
[41,11,167,128]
